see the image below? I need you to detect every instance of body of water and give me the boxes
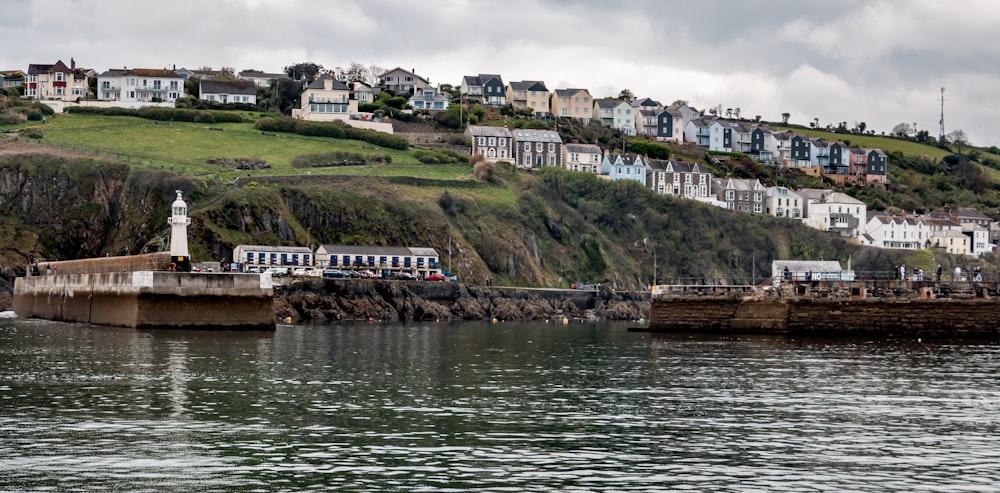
[2,318,1000,491]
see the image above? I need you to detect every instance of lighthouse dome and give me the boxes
[171,190,187,209]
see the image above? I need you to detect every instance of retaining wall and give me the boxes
[14,271,275,330]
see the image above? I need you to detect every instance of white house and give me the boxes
[594,99,635,135]
[764,186,804,219]
[234,245,314,269]
[563,143,603,173]
[799,189,867,239]
[863,213,929,250]
[315,245,442,278]
[200,79,256,105]
[97,67,184,104]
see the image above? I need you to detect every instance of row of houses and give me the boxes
[465,124,993,257]
[232,245,443,277]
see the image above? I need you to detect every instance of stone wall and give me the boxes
[14,271,274,330]
[647,280,1000,338]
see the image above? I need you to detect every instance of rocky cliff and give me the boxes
[274,279,649,323]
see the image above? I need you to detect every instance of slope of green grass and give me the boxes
[10,113,474,181]
[773,126,950,160]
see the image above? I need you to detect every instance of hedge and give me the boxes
[64,106,245,123]
[255,117,408,150]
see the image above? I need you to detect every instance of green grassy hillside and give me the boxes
[2,105,998,288]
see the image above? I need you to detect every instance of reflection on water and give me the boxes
[2,319,1000,491]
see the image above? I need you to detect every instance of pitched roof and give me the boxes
[509,80,548,91]
[554,88,590,97]
[511,129,562,143]
[595,99,626,109]
[631,97,662,108]
[564,143,602,154]
[130,68,182,78]
[238,71,286,79]
[201,78,257,95]
[317,245,440,257]
[378,67,429,84]
[304,76,350,91]
[465,125,513,138]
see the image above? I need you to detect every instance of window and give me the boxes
[548,155,556,165]
[524,154,532,166]
[488,137,495,146]
[536,142,543,152]
[548,143,555,152]
[498,137,505,146]
[524,142,530,151]
[479,137,486,146]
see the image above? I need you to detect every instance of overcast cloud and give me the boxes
[4,0,999,146]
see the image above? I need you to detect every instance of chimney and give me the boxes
[71,58,75,70]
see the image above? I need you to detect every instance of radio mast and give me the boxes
[939,87,946,142]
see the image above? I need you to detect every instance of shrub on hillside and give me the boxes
[255,117,408,150]
[0,113,25,125]
[64,105,244,124]
[471,153,495,181]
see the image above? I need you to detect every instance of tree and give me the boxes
[671,99,689,106]
[342,62,372,83]
[725,108,733,118]
[284,62,323,81]
[948,129,970,155]
[854,121,867,134]
[892,122,912,138]
[733,107,741,119]
[709,107,718,116]
[219,66,236,78]
[810,117,819,129]
[617,88,635,102]
[185,76,201,98]
[781,112,790,125]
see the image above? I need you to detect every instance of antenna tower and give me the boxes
[939,87,946,141]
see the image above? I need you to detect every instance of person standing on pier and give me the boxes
[955,266,962,281]
[900,264,906,281]
[936,265,942,282]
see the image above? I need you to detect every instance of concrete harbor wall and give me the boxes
[646,280,1000,338]
[13,271,275,330]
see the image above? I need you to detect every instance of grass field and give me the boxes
[8,113,475,181]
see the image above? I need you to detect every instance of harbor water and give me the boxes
[2,318,1000,491]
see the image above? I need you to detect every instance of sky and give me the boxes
[3,0,1000,146]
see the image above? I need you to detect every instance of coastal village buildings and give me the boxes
[461,74,506,106]
[97,68,185,104]
[551,88,593,123]
[646,159,712,199]
[378,67,430,95]
[314,246,442,278]
[238,70,286,87]
[601,153,646,185]
[511,128,563,169]
[200,79,256,105]
[506,80,550,116]
[764,186,804,219]
[293,75,356,120]
[408,86,450,112]
[13,55,995,261]
[799,189,867,239]
[563,143,603,173]
[465,125,513,163]
[714,178,766,213]
[594,99,635,135]
[26,59,91,101]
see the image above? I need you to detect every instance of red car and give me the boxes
[425,273,447,281]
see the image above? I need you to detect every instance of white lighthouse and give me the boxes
[167,190,192,271]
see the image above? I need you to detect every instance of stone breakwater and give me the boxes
[275,279,650,323]
[645,280,1000,338]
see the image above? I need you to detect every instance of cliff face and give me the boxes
[0,152,196,281]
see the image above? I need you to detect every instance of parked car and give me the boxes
[425,273,447,281]
[572,282,598,290]
[322,269,350,279]
[266,267,290,277]
[390,272,417,281]
[292,268,307,276]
